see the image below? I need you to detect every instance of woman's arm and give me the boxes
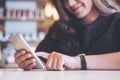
[86,52,120,70]
[36,51,81,70]
[36,51,120,70]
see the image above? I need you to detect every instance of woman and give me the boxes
[14,0,120,70]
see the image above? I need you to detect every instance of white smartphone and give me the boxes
[9,34,45,69]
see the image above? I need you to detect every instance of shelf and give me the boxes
[0,17,45,21]
[0,17,5,21]
[6,0,44,2]
[7,0,35,1]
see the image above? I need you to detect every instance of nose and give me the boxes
[67,0,77,7]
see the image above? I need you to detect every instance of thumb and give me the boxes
[36,52,49,59]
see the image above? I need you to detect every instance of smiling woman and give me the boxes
[14,0,120,71]
[64,0,94,19]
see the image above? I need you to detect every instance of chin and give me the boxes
[75,15,85,19]
[74,12,85,18]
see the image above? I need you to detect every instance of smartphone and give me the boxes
[9,34,45,69]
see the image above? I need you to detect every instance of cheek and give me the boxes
[83,0,93,13]
[74,0,93,19]
[84,0,93,9]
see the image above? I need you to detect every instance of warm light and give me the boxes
[44,2,53,18]
[52,6,59,21]
[44,2,59,21]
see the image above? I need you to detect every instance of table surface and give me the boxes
[0,69,120,80]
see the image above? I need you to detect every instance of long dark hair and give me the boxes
[48,0,85,53]
[48,20,80,53]
[49,0,120,52]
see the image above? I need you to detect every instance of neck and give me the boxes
[81,7,100,25]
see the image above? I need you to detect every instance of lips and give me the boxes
[71,4,83,14]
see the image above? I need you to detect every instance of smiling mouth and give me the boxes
[72,4,83,14]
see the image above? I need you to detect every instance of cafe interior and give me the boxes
[0,0,120,80]
[0,0,59,68]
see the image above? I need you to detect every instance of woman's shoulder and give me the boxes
[49,21,64,31]
[48,20,73,34]
[113,13,120,24]
[110,13,120,21]
[106,13,120,27]
[47,21,68,39]
[48,21,63,35]
[111,13,120,35]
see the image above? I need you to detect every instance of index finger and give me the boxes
[14,49,27,58]
[36,52,49,59]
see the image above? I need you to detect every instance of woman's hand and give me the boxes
[14,49,36,70]
[36,52,81,71]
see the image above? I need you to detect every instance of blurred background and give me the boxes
[0,0,59,68]
[0,0,120,68]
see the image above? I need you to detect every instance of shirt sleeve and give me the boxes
[35,30,54,63]
[35,22,61,63]
[35,34,53,53]
[35,22,58,53]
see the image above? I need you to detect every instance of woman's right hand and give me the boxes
[14,49,36,70]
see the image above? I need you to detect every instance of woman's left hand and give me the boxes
[36,52,81,71]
